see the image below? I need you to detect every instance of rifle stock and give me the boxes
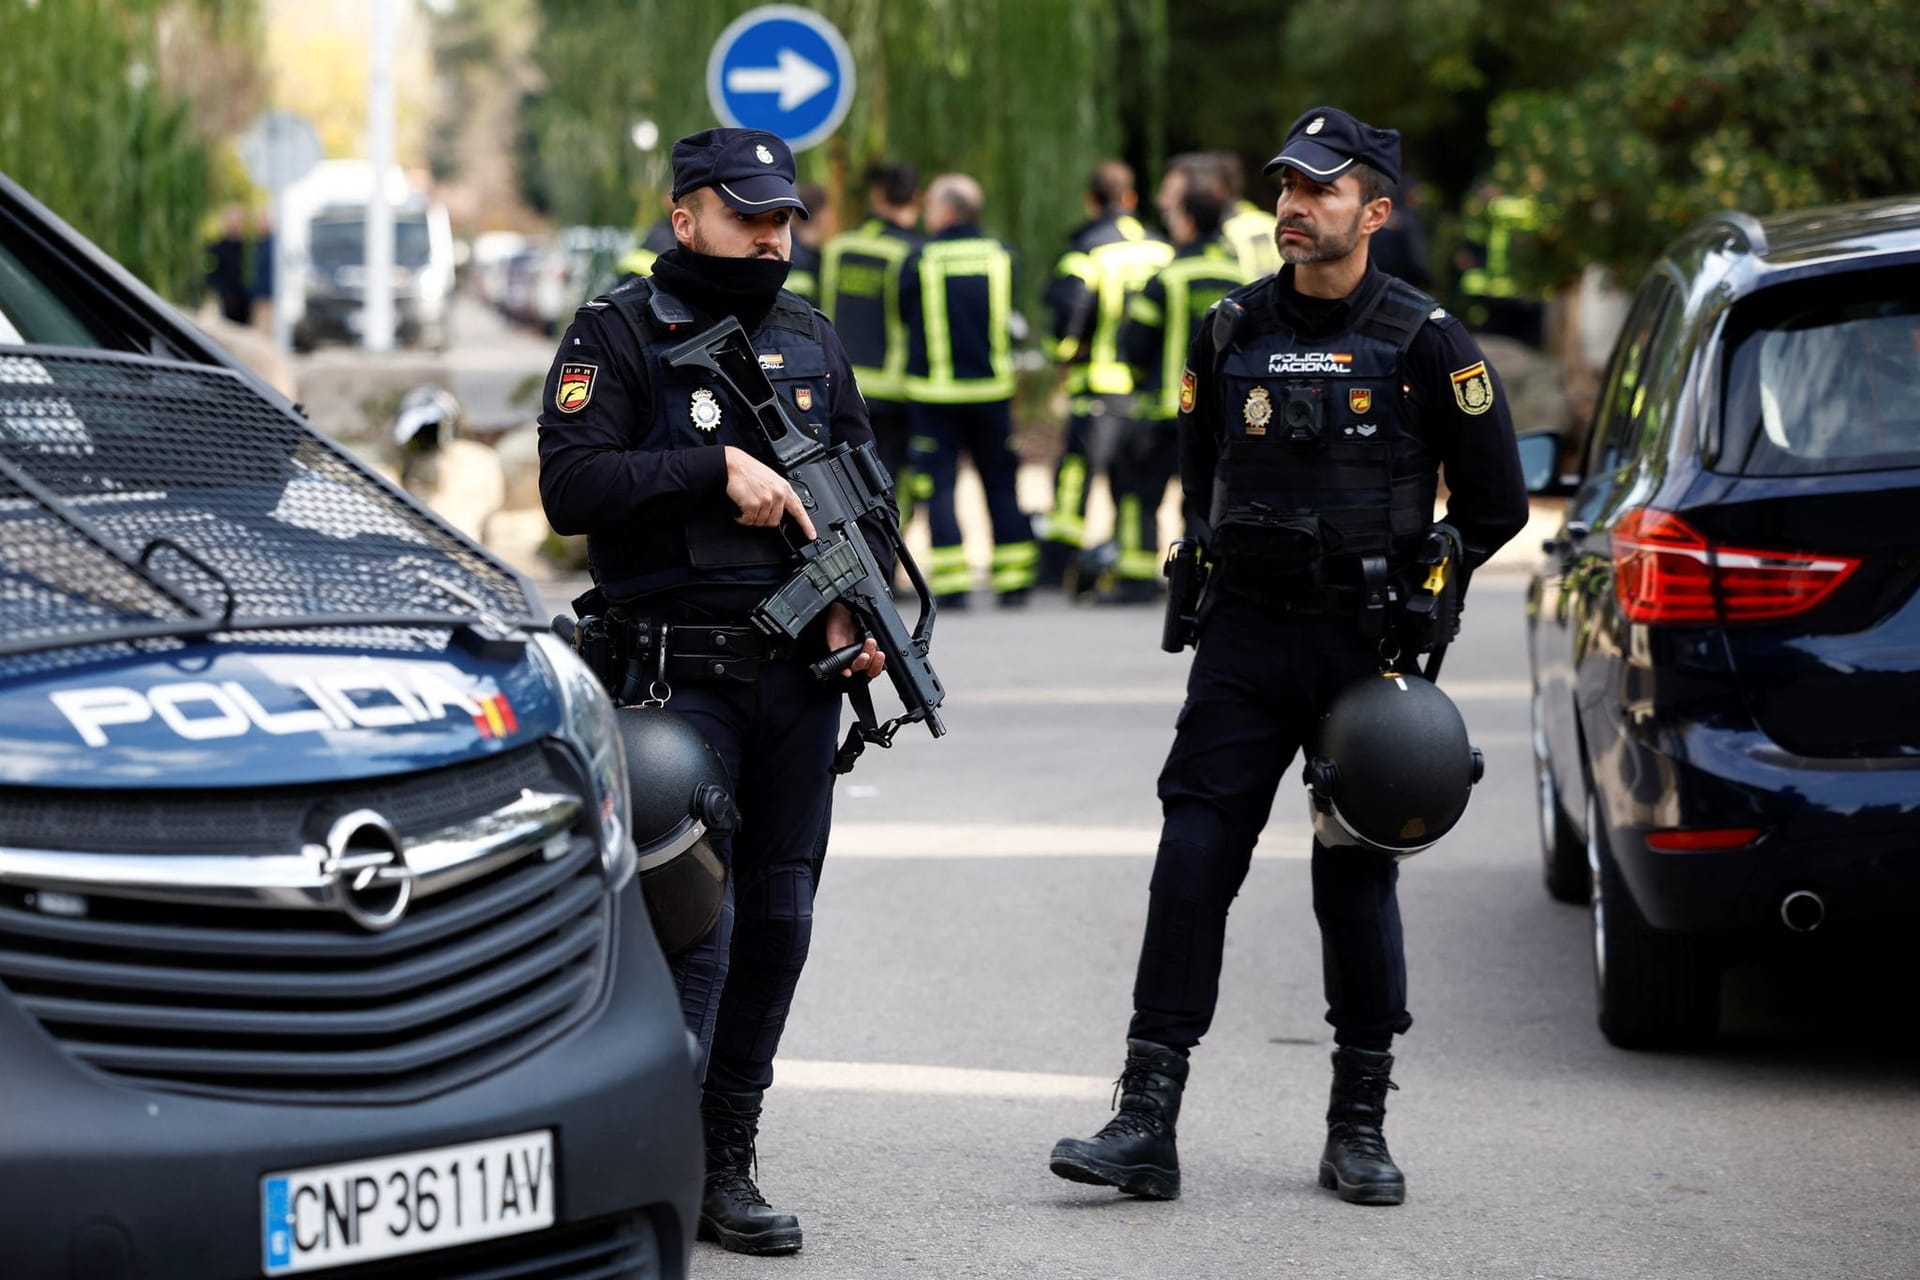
[664,317,946,744]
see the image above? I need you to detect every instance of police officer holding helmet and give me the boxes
[1049,107,1527,1207]
[537,127,891,1257]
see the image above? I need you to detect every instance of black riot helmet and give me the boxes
[616,707,739,954]
[1303,673,1484,857]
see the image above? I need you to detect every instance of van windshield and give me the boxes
[1720,266,1920,476]
[310,215,433,269]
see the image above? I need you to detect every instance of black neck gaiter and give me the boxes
[650,246,791,332]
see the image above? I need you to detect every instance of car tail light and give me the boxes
[1611,508,1860,624]
[1644,826,1766,852]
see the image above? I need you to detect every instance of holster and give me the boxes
[1161,538,1209,653]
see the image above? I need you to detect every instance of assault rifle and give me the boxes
[665,316,946,769]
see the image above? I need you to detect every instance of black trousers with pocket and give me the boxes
[1128,598,1415,1053]
[663,659,843,1095]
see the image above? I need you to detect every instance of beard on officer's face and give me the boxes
[1275,207,1363,266]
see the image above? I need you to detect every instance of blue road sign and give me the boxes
[706,5,855,152]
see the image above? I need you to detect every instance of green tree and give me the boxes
[1486,0,1920,291]
[517,0,1166,309]
[0,0,263,301]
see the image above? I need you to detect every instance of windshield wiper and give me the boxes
[0,452,213,621]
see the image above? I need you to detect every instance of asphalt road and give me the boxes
[527,572,1920,1280]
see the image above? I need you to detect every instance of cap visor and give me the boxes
[714,174,810,219]
[1262,139,1355,182]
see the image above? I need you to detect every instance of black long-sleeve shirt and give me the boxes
[1178,261,1529,569]
[536,295,892,604]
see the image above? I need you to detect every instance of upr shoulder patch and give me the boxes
[1178,366,1197,414]
[556,362,598,413]
[1450,360,1494,416]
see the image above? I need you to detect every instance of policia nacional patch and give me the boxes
[1179,366,1196,414]
[556,362,598,413]
[1450,361,1495,416]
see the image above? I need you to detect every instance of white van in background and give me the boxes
[283,160,456,351]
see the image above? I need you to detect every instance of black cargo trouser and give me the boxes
[1129,598,1414,1052]
[663,659,843,1094]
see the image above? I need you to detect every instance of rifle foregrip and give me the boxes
[810,642,866,683]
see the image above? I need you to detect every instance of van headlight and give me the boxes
[531,632,635,886]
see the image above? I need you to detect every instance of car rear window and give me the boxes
[1719,266,1920,476]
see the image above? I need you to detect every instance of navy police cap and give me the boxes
[1262,107,1401,189]
[670,127,810,219]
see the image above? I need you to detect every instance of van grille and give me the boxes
[0,746,614,1102]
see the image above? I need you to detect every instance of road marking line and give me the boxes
[778,1058,1109,1100]
[826,823,1312,858]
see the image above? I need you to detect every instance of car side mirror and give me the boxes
[1516,429,1575,496]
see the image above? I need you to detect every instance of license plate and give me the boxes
[260,1129,555,1275]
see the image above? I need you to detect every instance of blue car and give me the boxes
[1523,198,1920,1049]
[0,172,700,1277]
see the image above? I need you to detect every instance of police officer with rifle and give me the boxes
[538,127,942,1257]
[1049,107,1527,1208]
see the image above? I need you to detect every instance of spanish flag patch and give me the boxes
[1178,366,1196,415]
[556,362,598,414]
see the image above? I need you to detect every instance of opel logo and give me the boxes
[322,810,414,931]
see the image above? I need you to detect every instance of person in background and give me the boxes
[786,180,833,303]
[898,173,1036,608]
[819,161,924,522]
[1039,161,1172,588]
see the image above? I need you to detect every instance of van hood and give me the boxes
[0,640,563,788]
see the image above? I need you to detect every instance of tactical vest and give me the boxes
[820,218,917,402]
[1221,201,1281,279]
[1208,276,1438,590]
[590,278,832,600]
[1134,241,1251,421]
[903,234,1016,404]
[1055,215,1174,400]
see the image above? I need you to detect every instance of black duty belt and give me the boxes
[611,616,799,698]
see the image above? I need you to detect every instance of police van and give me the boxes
[0,171,700,1277]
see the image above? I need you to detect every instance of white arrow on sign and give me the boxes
[724,47,832,112]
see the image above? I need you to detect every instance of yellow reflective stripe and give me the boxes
[1055,251,1098,285]
[991,541,1039,591]
[1223,203,1280,277]
[1128,293,1164,327]
[618,246,658,276]
[928,544,973,594]
[1117,495,1143,555]
[1117,547,1162,579]
[1048,454,1088,545]
[822,219,915,398]
[903,238,1015,403]
[1144,250,1253,418]
[1086,237,1174,395]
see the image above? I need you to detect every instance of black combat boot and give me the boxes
[1318,1046,1406,1206]
[1048,1040,1188,1200]
[698,1090,803,1255]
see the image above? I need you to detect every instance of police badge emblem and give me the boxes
[795,387,813,411]
[755,144,774,164]
[1450,361,1495,416]
[690,387,723,432]
[1306,116,1326,135]
[1243,386,1273,435]
[1349,387,1372,414]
